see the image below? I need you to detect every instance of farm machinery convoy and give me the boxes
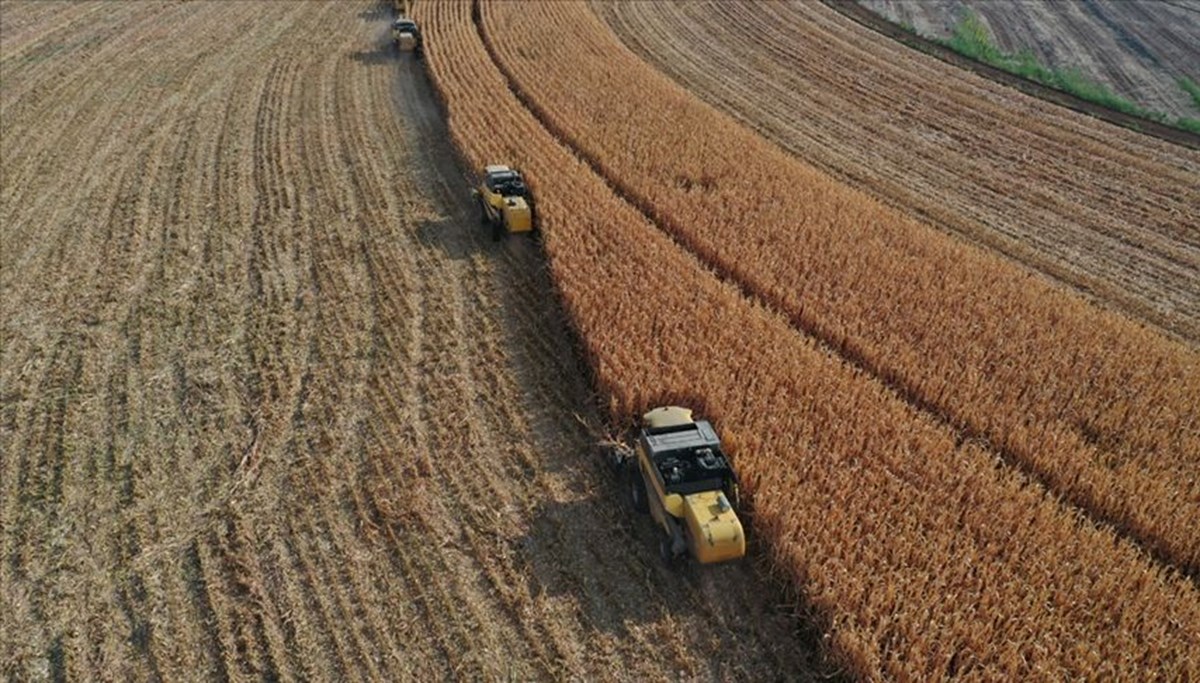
[390,16,539,244]
[391,14,741,566]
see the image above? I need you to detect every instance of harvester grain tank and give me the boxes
[392,18,422,56]
[475,165,537,241]
[614,406,745,566]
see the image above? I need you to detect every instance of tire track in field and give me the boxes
[380,56,575,674]
[294,41,405,682]
[333,48,506,676]
[248,13,389,680]
[271,35,378,683]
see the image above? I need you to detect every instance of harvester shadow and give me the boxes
[349,46,395,67]
[512,495,706,637]
[350,19,403,67]
[414,214,495,261]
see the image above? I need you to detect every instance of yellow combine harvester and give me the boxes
[475,165,536,241]
[391,17,422,56]
[614,406,745,566]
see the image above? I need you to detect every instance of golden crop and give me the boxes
[480,1,1200,575]
[416,0,1200,679]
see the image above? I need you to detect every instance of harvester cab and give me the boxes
[475,165,536,241]
[391,18,422,56]
[616,406,745,566]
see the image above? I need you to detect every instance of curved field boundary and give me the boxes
[417,0,1200,679]
[479,1,1200,576]
[596,1,1200,347]
[824,0,1200,150]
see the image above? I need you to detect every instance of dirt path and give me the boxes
[1,2,822,680]
[861,0,1200,120]
[595,0,1200,345]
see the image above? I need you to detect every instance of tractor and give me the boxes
[475,165,536,241]
[392,18,422,56]
[613,406,745,566]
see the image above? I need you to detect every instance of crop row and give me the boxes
[478,0,1200,576]
[414,1,1199,679]
[593,0,1200,346]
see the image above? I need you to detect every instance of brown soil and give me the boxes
[0,2,825,680]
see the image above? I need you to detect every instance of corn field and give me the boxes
[482,0,1200,576]
[5,0,1198,679]
[415,0,1200,679]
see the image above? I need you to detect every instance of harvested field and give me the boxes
[5,0,1199,680]
[861,0,1200,120]
[596,0,1200,344]
[0,2,820,680]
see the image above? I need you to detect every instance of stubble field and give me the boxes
[0,2,819,680]
[3,1,1198,681]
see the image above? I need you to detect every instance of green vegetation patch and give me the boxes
[1176,117,1200,134]
[927,9,1196,134]
[1178,78,1200,111]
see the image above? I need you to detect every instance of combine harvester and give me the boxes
[475,164,537,241]
[613,407,746,567]
[391,17,422,56]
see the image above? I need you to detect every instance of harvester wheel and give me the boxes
[628,466,648,514]
[726,482,741,510]
[606,445,627,474]
[491,218,504,242]
[659,536,677,568]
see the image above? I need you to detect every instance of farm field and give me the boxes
[417,0,1198,679]
[505,0,1200,577]
[861,0,1200,120]
[596,0,1200,344]
[4,0,1199,681]
[0,2,821,680]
